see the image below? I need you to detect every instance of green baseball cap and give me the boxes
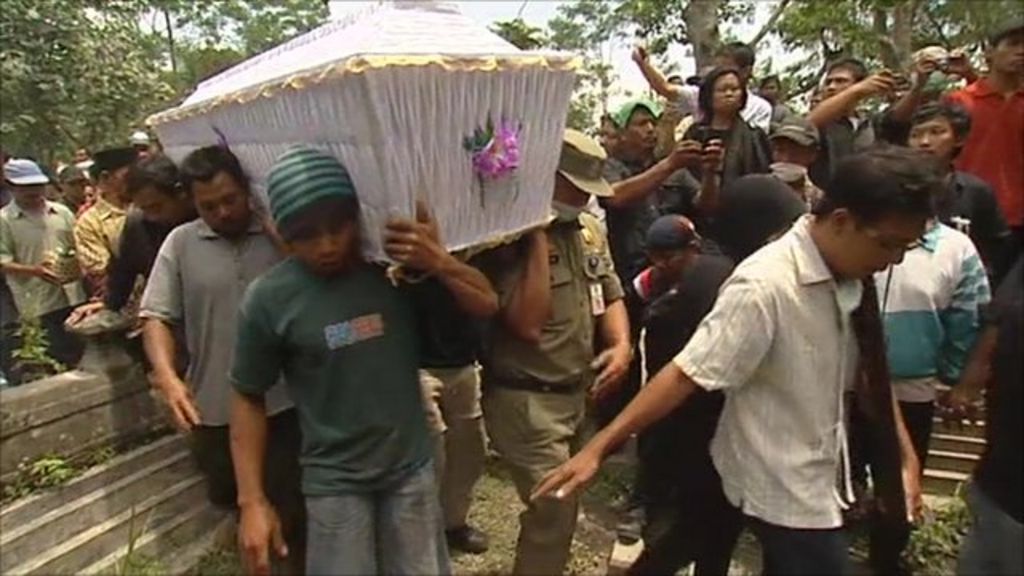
[611,98,663,129]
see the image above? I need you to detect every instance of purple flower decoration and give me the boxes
[464,118,521,182]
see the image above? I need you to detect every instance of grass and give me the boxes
[191,457,625,576]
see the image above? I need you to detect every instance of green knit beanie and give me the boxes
[266,146,356,227]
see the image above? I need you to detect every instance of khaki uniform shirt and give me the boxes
[74,196,127,276]
[482,213,624,387]
[0,201,76,318]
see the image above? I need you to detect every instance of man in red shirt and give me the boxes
[948,20,1023,253]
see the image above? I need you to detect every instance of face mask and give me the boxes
[552,200,583,223]
[770,162,809,185]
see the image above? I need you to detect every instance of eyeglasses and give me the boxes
[862,227,923,253]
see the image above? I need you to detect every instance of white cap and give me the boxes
[130,131,150,146]
[913,46,949,65]
[3,158,50,185]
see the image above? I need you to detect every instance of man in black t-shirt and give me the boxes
[627,215,738,574]
[908,102,1013,282]
[944,257,1022,575]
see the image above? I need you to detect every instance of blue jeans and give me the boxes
[747,515,852,576]
[958,482,1023,576]
[305,462,451,576]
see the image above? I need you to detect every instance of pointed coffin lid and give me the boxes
[150,1,575,125]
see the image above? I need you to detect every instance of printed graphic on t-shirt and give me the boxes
[323,313,385,350]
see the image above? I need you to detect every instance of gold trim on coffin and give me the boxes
[147,54,581,126]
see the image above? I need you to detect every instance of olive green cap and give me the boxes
[558,129,614,198]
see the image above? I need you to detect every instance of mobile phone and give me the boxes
[695,126,727,146]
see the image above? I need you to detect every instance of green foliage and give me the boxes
[906,496,971,575]
[12,317,64,383]
[0,0,175,161]
[775,0,1023,96]
[0,0,326,162]
[1,454,74,501]
[490,18,547,50]
[1,445,117,504]
[114,506,161,576]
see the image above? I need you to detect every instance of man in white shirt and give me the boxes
[634,42,773,132]
[534,147,934,575]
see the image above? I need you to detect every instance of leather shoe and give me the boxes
[445,525,490,554]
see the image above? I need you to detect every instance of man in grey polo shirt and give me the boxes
[1,158,84,373]
[535,147,934,575]
[139,146,304,572]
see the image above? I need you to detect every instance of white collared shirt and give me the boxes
[673,216,860,529]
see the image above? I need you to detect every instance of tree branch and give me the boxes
[873,6,900,70]
[922,5,952,49]
[750,0,792,47]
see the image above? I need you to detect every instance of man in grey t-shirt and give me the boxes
[139,146,304,571]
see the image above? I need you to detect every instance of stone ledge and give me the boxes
[0,366,164,482]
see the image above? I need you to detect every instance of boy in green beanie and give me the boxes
[229,146,492,575]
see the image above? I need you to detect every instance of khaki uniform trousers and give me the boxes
[419,365,488,529]
[482,385,588,576]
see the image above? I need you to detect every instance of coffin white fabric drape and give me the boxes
[150,1,578,262]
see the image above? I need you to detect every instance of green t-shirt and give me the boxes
[231,260,430,495]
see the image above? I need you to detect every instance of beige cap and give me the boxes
[558,129,614,198]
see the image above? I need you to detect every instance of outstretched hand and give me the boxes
[855,70,898,98]
[530,446,603,503]
[384,200,448,273]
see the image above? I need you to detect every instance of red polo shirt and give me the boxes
[948,79,1024,227]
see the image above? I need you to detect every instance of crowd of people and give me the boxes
[0,16,1021,576]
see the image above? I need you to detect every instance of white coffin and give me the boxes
[148,1,578,261]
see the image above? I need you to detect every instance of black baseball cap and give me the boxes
[90,147,138,180]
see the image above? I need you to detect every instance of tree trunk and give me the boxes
[163,8,177,74]
[683,0,722,71]
[891,1,918,69]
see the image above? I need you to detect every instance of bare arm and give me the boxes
[808,72,896,128]
[384,201,498,319]
[433,254,498,319]
[808,88,865,128]
[594,363,696,458]
[942,325,998,416]
[502,231,550,344]
[891,386,923,522]
[607,159,677,208]
[888,60,939,124]
[231,390,269,509]
[531,362,699,500]
[232,390,289,575]
[637,59,684,100]
[590,299,633,401]
[607,141,701,208]
[887,85,928,125]
[143,318,180,386]
[143,317,200,430]
[598,298,630,351]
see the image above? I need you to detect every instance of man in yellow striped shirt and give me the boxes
[74,147,136,297]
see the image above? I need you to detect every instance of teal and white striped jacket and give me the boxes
[875,222,991,397]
